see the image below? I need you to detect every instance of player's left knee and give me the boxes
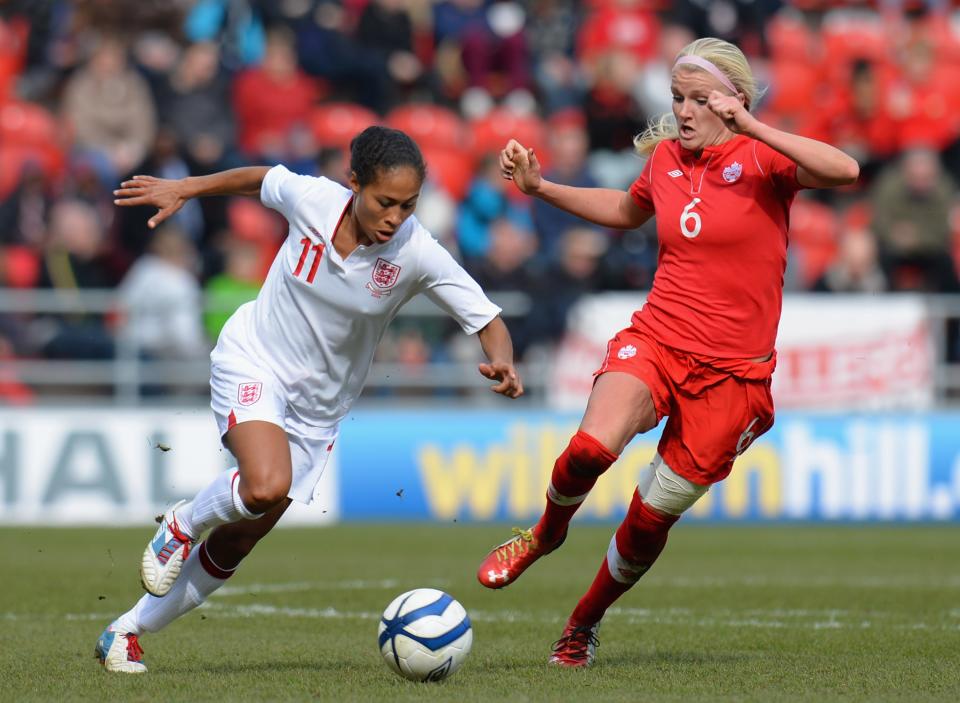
[636,454,709,517]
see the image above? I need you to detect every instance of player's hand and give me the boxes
[707,90,759,136]
[499,139,542,195]
[113,175,188,229]
[478,361,524,399]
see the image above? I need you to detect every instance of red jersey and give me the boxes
[628,135,805,359]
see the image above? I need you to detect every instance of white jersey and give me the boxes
[216,164,501,427]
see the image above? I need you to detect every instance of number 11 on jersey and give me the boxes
[294,237,325,283]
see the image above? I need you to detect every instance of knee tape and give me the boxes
[637,454,709,516]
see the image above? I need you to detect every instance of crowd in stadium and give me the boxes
[0,0,958,398]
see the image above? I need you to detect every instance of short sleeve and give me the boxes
[416,229,501,334]
[260,164,323,220]
[753,140,805,196]
[628,147,657,212]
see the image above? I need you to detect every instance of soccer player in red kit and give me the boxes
[476,37,860,667]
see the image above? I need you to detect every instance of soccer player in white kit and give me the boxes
[95,127,524,673]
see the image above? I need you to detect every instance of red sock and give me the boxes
[570,491,678,626]
[534,431,618,543]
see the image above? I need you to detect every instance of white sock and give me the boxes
[176,468,262,539]
[112,543,235,635]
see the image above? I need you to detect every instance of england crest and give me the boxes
[371,257,401,289]
[722,161,743,183]
[238,381,262,406]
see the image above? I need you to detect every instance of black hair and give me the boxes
[349,126,427,187]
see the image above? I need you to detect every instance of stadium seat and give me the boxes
[468,107,547,165]
[309,102,380,149]
[765,12,817,63]
[385,104,466,151]
[0,101,65,193]
[789,197,840,287]
[765,60,824,116]
[420,145,475,201]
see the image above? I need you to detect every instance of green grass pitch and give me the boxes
[1,524,958,702]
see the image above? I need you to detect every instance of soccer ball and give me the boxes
[378,588,473,682]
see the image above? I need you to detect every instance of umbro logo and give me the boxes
[667,169,683,178]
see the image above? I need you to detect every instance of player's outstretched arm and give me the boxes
[705,91,859,188]
[113,166,272,229]
[476,316,523,399]
[499,139,653,230]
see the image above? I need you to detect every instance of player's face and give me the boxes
[671,68,734,152]
[351,166,422,245]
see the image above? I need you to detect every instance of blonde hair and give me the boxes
[634,37,760,156]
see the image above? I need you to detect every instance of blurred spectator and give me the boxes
[817,59,899,184]
[467,215,539,356]
[532,108,602,262]
[888,37,960,154]
[434,0,531,106]
[634,22,697,120]
[293,1,397,113]
[665,0,779,55]
[157,40,237,172]
[811,226,887,294]
[355,0,430,106]
[136,129,205,248]
[524,0,585,113]
[456,154,532,262]
[184,0,266,69]
[0,160,51,250]
[233,26,320,160]
[61,36,157,185]
[871,147,959,292]
[582,49,647,153]
[527,225,608,346]
[203,232,263,343]
[316,146,350,185]
[116,225,207,361]
[32,199,116,359]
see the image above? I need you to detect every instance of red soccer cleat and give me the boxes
[549,620,601,668]
[476,526,566,589]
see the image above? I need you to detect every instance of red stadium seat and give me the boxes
[766,59,824,115]
[309,102,380,150]
[789,198,840,287]
[820,13,888,65]
[468,108,547,165]
[765,12,817,63]
[385,104,466,151]
[420,145,475,201]
[0,101,65,197]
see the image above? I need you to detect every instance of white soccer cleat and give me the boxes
[140,499,196,597]
[95,628,147,673]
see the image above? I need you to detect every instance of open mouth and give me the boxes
[679,125,695,139]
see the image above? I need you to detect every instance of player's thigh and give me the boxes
[224,420,293,497]
[580,371,659,454]
[210,353,292,495]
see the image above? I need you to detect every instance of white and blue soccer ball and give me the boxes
[378,588,473,682]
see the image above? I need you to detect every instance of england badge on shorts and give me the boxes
[238,381,262,406]
[367,257,401,297]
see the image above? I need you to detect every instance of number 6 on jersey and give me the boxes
[680,198,702,239]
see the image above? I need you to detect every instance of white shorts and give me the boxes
[209,344,338,505]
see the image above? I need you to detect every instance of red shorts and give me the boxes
[595,326,776,486]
